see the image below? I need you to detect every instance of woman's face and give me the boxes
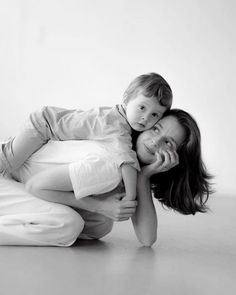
[136,115,186,164]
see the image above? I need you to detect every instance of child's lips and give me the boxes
[137,123,145,129]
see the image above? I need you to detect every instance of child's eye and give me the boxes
[139,105,145,110]
[152,113,158,118]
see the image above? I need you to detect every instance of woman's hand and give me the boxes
[97,191,138,221]
[142,150,179,178]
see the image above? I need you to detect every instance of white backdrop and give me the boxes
[0,0,235,196]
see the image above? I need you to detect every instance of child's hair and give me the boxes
[149,109,214,215]
[123,72,173,109]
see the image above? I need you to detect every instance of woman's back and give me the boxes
[12,140,117,184]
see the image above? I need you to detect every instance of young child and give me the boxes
[0,73,173,201]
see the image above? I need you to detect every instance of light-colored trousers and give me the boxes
[0,177,113,246]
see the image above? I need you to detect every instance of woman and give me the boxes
[0,109,212,247]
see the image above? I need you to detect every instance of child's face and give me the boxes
[135,116,186,164]
[125,93,167,131]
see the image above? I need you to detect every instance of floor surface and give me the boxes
[0,195,235,295]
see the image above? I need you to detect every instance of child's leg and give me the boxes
[0,177,84,246]
[0,107,61,173]
[0,131,45,174]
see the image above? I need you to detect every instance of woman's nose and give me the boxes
[151,138,158,147]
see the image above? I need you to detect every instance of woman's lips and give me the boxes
[144,144,155,155]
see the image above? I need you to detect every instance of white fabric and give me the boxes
[0,140,117,246]
[69,155,121,199]
[0,177,84,246]
[13,140,122,199]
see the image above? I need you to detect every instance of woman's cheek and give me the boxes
[158,144,175,154]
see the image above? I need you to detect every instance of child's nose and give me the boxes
[141,114,148,122]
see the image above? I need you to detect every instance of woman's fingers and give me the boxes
[165,150,179,167]
[116,217,129,222]
[120,200,137,207]
[112,200,137,221]
[158,150,179,172]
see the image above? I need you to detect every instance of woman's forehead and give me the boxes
[157,115,186,146]
[158,115,177,127]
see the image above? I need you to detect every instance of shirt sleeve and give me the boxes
[30,105,124,141]
[68,155,122,199]
[107,135,140,171]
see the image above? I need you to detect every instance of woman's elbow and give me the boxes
[137,234,157,247]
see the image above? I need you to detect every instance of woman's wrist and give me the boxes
[139,166,153,179]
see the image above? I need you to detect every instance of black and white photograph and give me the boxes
[0,0,235,294]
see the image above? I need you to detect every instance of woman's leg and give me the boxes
[77,208,114,240]
[0,177,84,246]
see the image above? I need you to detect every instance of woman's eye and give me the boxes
[152,113,158,118]
[165,141,172,147]
[139,105,145,110]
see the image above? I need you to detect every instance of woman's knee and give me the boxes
[55,206,85,246]
[80,214,114,240]
[95,218,113,239]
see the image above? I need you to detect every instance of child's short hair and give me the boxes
[123,72,173,109]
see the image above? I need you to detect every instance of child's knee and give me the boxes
[28,107,50,140]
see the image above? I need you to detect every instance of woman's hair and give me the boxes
[149,109,214,215]
[123,72,173,110]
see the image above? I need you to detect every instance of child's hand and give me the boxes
[142,150,179,178]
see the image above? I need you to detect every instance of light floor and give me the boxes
[0,195,235,295]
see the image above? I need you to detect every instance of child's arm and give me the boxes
[120,164,137,201]
[25,165,137,221]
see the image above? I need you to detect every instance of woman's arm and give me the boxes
[131,170,157,247]
[25,165,137,221]
[132,150,179,247]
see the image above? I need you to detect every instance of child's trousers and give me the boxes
[0,177,113,246]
